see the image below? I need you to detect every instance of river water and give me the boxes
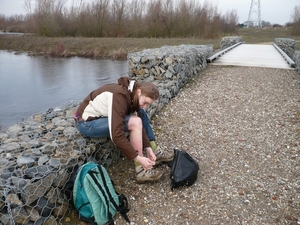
[0,50,128,129]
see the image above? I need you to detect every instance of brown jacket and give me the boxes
[77,77,150,160]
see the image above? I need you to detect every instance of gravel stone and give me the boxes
[108,65,300,225]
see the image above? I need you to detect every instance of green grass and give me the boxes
[237,27,300,47]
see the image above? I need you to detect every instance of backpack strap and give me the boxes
[75,202,97,225]
[118,194,130,223]
[78,215,97,225]
[97,165,130,224]
[88,170,115,225]
[73,162,99,224]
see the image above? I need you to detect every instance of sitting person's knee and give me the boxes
[129,116,142,129]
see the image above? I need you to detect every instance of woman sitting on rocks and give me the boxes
[74,76,173,183]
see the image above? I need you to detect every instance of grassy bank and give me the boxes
[238,27,300,45]
[0,27,299,59]
[0,36,219,59]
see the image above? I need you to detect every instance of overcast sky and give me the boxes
[0,0,299,25]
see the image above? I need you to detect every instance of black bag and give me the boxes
[169,148,199,190]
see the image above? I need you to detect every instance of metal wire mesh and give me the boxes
[0,101,121,225]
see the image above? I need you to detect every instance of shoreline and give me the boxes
[0,35,219,60]
[1,28,300,60]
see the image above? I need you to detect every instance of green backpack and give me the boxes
[73,162,130,225]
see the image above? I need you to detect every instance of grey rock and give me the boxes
[1,142,21,152]
[17,156,35,167]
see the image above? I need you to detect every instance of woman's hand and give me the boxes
[134,155,155,170]
[145,147,156,162]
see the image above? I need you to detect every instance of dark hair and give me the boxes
[131,81,159,113]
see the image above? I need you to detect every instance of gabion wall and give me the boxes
[274,38,300,75]
[274,38,296,59]
[0,101,120,225]
[293,50,300,75]
[128,44,213,114]
[220,36,243,50]
[0,44,212,225]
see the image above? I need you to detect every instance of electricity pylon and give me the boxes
[247,0,262,28]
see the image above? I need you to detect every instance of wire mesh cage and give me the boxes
[0,101,120,225]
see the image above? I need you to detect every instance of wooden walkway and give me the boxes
[211,44,294,70]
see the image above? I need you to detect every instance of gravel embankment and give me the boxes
[107,65,300,225]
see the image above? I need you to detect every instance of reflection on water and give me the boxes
[0,50,128,129]
[0,32,25,36]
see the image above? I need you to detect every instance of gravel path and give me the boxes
[107,65,300,225]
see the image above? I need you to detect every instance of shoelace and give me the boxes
[145,169,157,175]
[136,167,158,175]
[156,149,168,157]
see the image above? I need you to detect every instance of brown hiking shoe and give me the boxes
[155,146,174,164]
[135,165,164,183]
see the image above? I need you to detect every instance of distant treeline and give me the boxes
[0,0,299,37]
[0,0,239,38]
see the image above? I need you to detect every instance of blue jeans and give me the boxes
[76,109,155,141]
[140,108,155,141]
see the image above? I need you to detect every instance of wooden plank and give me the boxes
[211,44,294,70]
